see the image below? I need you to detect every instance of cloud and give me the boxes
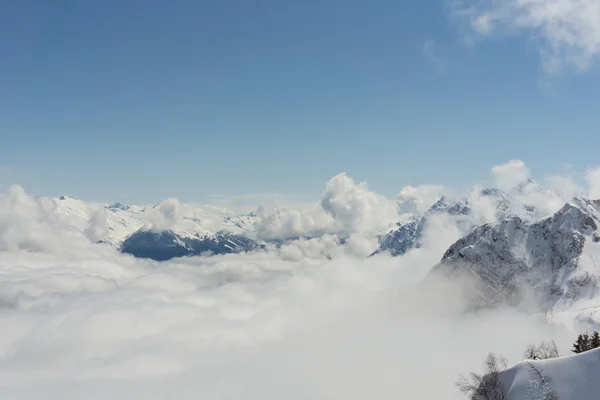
[396,184,447,215]
[146,198,182,230]
[255,205,334,241]
[321,173,398,236]
[84,207,110,243]
[423,39,447,74]
[491,159,531,192]
[586,168,600,199]
[207,192,313,214]
[0,185,91,253]
[256,173,397,241]
[544,174,582,200]
[0,248,566,399]
[0,162,595,399]
[449,0,600,73]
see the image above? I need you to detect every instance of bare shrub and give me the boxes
[456,353,509,400]
[523,340,559,360]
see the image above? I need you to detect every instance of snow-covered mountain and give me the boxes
[47,195,147,246]
[372,196,470,256]
[374,180,558,257]
[120,227,262,261]
[429,197,600,311]
[39,195,263,260]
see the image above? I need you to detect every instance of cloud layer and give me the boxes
[1,160,599,399]
[0,248,564,400]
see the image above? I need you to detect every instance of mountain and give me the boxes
[429,197,600,311]
[120,227,262,261]
[50,195,146,246]
[373,194,484,257]
[43,194,264,260]
[374,182,557,257]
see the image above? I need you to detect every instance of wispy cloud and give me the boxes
[207,192,314,213]
[449,0,600,73]
[423,39,447,74]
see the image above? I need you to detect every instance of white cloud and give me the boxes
[0,248,564,399]
[423,39,447,74]
[586,168,600,199]
[450,0,600,73]
[491,159,531,191]
[544,174,582,200]
[396,184,447,215]
[0,163,593,399]
[321,173,398,236]
[207,192,312,214]
[84,207,110,243]
[255,205,334,241]
[0,185,91,253]
[146,198,182,230]
[256,173,397,241]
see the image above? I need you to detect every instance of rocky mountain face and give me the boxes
[374,181,555,257]
[428,198,600,311]
[120,228,262,261]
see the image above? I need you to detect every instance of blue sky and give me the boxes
[1,0,599,205]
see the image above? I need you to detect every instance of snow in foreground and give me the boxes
[499,348,600,399]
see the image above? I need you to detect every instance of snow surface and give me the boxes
[498,348,600,400]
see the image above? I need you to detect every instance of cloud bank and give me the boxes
[1,160,599,399]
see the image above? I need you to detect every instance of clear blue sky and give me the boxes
[1,0,599,205]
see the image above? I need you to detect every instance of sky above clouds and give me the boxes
[1,0,599,205]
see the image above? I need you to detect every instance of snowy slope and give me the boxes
[45,195,147,246]
[495,348,600,400]
[429,198,600,310]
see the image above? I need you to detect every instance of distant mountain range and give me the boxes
[48,195,263,260]
[37,182,600,314]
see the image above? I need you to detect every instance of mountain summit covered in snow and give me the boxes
[429,197,600,311]
[374,180,557,257]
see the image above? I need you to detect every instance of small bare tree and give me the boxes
[523,340,559,360]
[456,353,509,400]
[525,362,559,400]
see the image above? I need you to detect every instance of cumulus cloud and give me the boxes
[321,173,398,236]
[146,198,182,230]
[491,159,531,192]
[0,185,91,253]
[256,173,397,242]
[255,205,334,241]
[396,184,447,215]
[449,0,600,73]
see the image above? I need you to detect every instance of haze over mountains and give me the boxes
[2,159,600,399]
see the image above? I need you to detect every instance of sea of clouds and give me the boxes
[1,160,600,399]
